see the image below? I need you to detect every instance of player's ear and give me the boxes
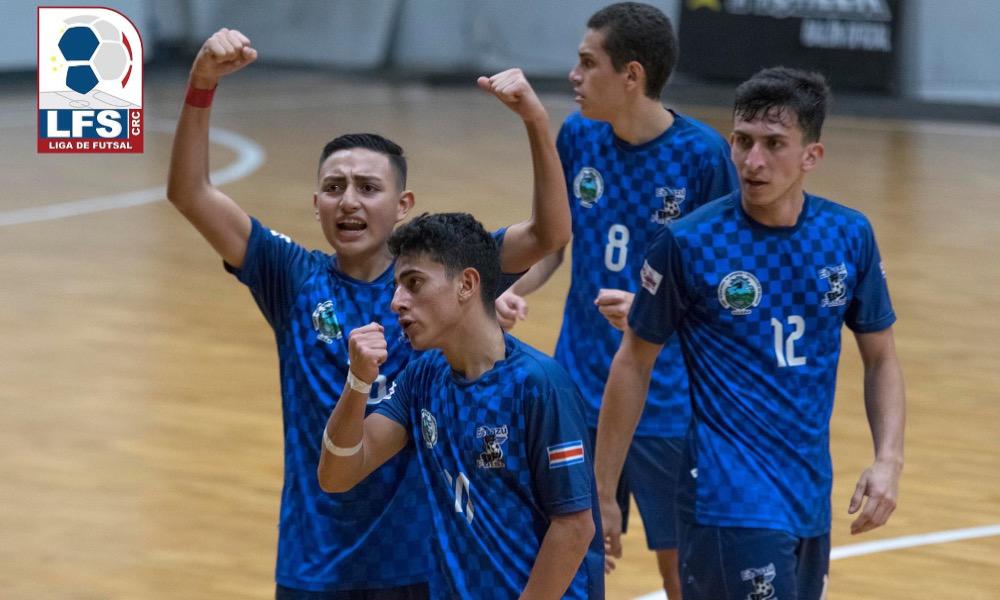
[457,267,480,304]
[624,60,644,92]
[313,193,320,220]
[396,190,415,223]
[802,142,824,172]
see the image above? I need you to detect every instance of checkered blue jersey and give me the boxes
[225,218,430,590]
[376,334,605,600]
[554,111,738,437]
[629,193,896,537]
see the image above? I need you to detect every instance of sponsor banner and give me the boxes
[679,0,901,92]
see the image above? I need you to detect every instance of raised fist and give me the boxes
[190,28,257,88]
[495,289,528,330]
[477,68,547,123]
[347,322,388,385]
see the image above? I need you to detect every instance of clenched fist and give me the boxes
[190,28,257,89]
[348,323,387,385]
[477,68,547,123]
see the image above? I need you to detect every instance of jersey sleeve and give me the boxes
[524,361,594,516]
[224,217,314,331]
[845,220,897,333]
[492,226,525,293]
[556,118,575,193]
[627,226,691,344]
[373,360,416,430]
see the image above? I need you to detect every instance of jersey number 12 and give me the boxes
[771,315,807,367]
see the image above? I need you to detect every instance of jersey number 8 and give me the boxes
[604,224,630,272]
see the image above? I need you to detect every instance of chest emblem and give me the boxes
[652,186,687,224]
[573,166,604,208]
[476,425,508,469]
[311,300,343,343]
[819,263,848,307]
[718,271,762,316]
[421,409,438,449]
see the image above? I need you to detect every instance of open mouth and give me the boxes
[336,219,367,232]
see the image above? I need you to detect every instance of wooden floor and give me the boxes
[2,71,999,599]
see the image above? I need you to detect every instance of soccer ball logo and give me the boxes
[56,16,135,95]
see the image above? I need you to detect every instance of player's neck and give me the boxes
[742,186,807,228]
[441,314,506,382]
[609,101,674,146]
[335,248,394,282]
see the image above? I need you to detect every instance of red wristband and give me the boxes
[185,83,217,108]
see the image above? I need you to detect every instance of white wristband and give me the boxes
[346,370,372,394]
[323,429,363,457]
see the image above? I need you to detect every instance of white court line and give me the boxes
[633,524,1000,600]
[0,119,265,227]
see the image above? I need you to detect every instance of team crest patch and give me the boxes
[652,186,686,224]
[547,440,585,469]
[311,300,343,343]
[573,167,604,208]
[740,563,777,600]
[640,260,663,295]
[421,409,438,449]
[475,425,508,469]
[819,263,849,307]
[718,271,762,316]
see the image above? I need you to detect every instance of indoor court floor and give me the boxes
[1,70,999,599]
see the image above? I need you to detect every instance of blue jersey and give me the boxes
[629,193,896,537]
[555,111,737,437]
[226,218,431,591]
[376,334,604,600]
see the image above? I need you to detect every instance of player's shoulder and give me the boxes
[672,191,741,235]
[807,193,874,230]
[560,111,611,139]
[250,216,329,266]
[506,335,575,390]
[397,348,447,391]
[670,111,731,153]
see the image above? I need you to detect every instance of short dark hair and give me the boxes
[587,2,678,99]
[388,213,500,312]
[733,67,831,143]
[317,133,407,189]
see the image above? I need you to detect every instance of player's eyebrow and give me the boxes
[395,267,424,284]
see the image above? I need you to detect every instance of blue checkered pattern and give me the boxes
[554,111,738,437]
[227,218,433,591]
[376,335,604,599]
[629,193,896,537]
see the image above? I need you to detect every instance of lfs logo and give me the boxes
[37,7,143,153]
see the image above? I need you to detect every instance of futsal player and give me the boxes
[318,213,604,600]
[494,4,737,596]
[166,29,571,599]
[596,66,906,600]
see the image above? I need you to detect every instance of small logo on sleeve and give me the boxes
[640,260,663,295]
[547,441,585,469]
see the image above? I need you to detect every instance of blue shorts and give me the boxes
[678,521,830,600]
[590,428,683,550]
[276,583,429,600]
